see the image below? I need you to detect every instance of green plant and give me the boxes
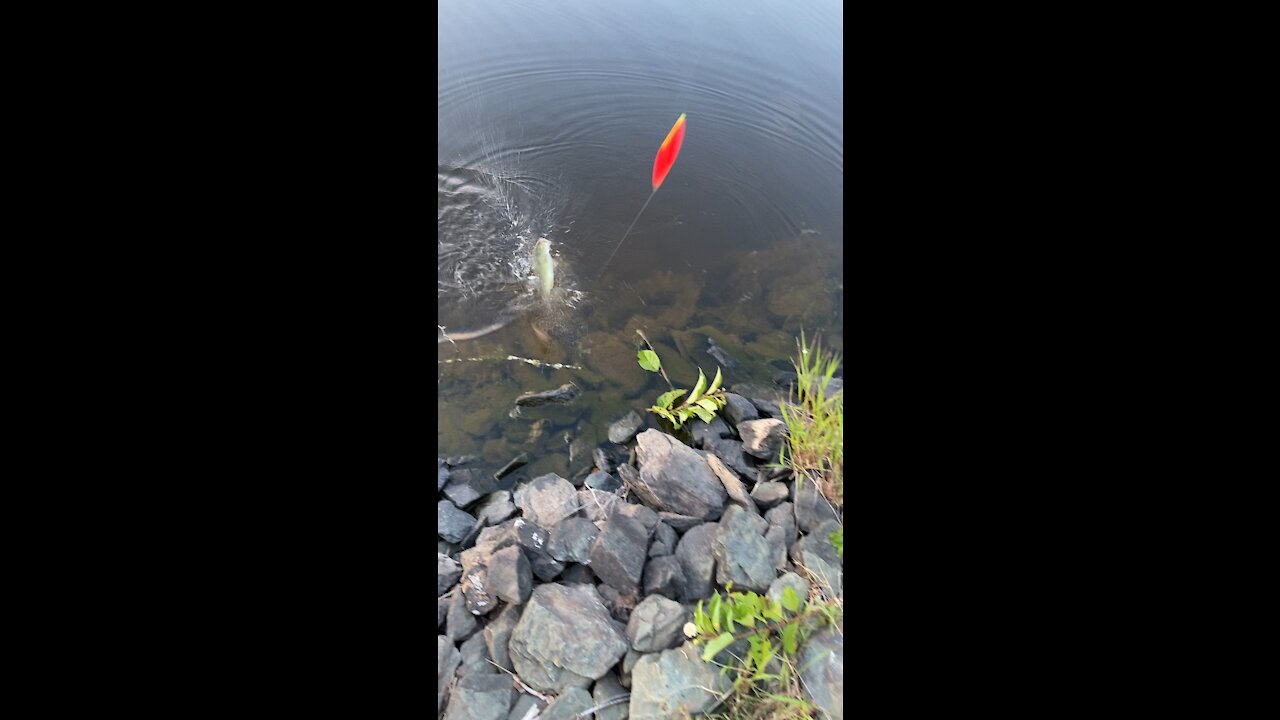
[636,345,728,430]
[689,582,842,719]
[779,330,844,504]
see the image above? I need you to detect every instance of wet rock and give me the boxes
[514,473,579,528]
[608,410,646,444]
[657,511,703,532]
[442,672,514,720]
[540,687,594,720]
[438,458,450,491]
[642,554,687,600]
[447,586,478,641]
[795,480,840,533]
[493,452,529,481]
[447,454,479,467]
[546,517,601,564]
[592,673,630,720]
[513,517,563,581]
[751,481,790,510]
[705,336,739,369]
[792,533,842,600]
[765,525,789,571]
[580,486,622,523]
[461,565,498,616]
[767,572,811,608]
[766,502,798,552]
[438,635,461,714]
[799,629,844,719]
[484,602,522,672]
[458,630,496,676]
[588,510,650,594]
[648,521,678,557]
[560,563,596,584]
[515,382,581,407]
[626,594,688,652]
[632,430,727,521]
[703,437,758,479]
[722,393,759,427]
[473,491,518,525]
[689,416,733,448]
[712,505,776,594]
[438,554,462,596]
[674,522,717,602]
[507,583,629,693]
[487,545,532,605]
[439,500,478,544]
[444,468,499,510]
[628,642,732,720]
[585,470,622,492]
[738,418,787,460]
[704,452,759,515]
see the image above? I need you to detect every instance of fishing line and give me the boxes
[597,188,656,278]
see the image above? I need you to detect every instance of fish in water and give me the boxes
[532,237,555,304]
[515,382,581,407]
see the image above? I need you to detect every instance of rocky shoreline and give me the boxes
[438,382,843,719]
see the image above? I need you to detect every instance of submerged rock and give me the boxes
[515,383,581,407]
[608,410,646,444]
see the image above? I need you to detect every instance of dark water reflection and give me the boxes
[438,0,843,468]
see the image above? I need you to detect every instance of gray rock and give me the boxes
[446,585,478,641]
[580,486,622,523]
[506,695,541,720]
[627,642,732,719]
[765,525,789,571]
[615,503,659,535]
[514,474,580,529]
[458,630,496,676]
[487,546,532,605]
[588,510,650,594]
[689,416,732,448]
[585,470,622,492]
[447,454,479,466]
[642,555,687,600]
[795,480,840,533]
[439,458,450,491]
[767,572,811,608]
[438,591,450,629]
[722,393,759,427]
[766,502,798,552]
[751,481,790,510]
[631,430,727,521]
[608,410,646,444]
[739,418,785,462]
[703,451,760,515]
[560,563,595,584]
[546,517,601,564]
[792,533,842,600]
[438,554,462,596]
[712,505,776,593]
[703,437,757,479]
[508,583,629,693]
[673,522,717,602]
[540,687,594,720]
[513,517,564,582]
[731,384,785,419]
[438,635,461,715]
[460,520,518,574]
[444,468,498,510]
[799,629,844,719]
[620,648,641,689]
[439,500,477,544]
[626,594,688,652]
[647,521,678,557]
[442,672,514,720]
[593,446,616,474]
[473,491,518,525]
[460,564,498,616]
[657,511,703,532]
[459,515,488,550]
[484,602,522,672]
[592,673,630,720]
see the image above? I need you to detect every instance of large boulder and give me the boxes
[632,430,727,520]
[507,583,629,693]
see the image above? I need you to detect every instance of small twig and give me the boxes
[635,329,673,390]
[486,660,553,703]
[572,693,630,719]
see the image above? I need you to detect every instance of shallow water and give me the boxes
[438,0,843,469]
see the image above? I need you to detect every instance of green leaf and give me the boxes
[709,594,722,632]
[688,368,707,403]
[677,407,692,422]
[702,632,735,662]
[655,389,687,410]
[691,405,715,423]
[781,586,801,613]
[782,621,799,655]
[828,527,843,558]
[696,397,719,413]
[707,366,723,394]
[653,407,676,423]
[637,349,661,372]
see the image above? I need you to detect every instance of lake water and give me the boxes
[438,0,843,475]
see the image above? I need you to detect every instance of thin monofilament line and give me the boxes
[598,189,656,278]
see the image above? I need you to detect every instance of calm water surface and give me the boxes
[438,0,843,472]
